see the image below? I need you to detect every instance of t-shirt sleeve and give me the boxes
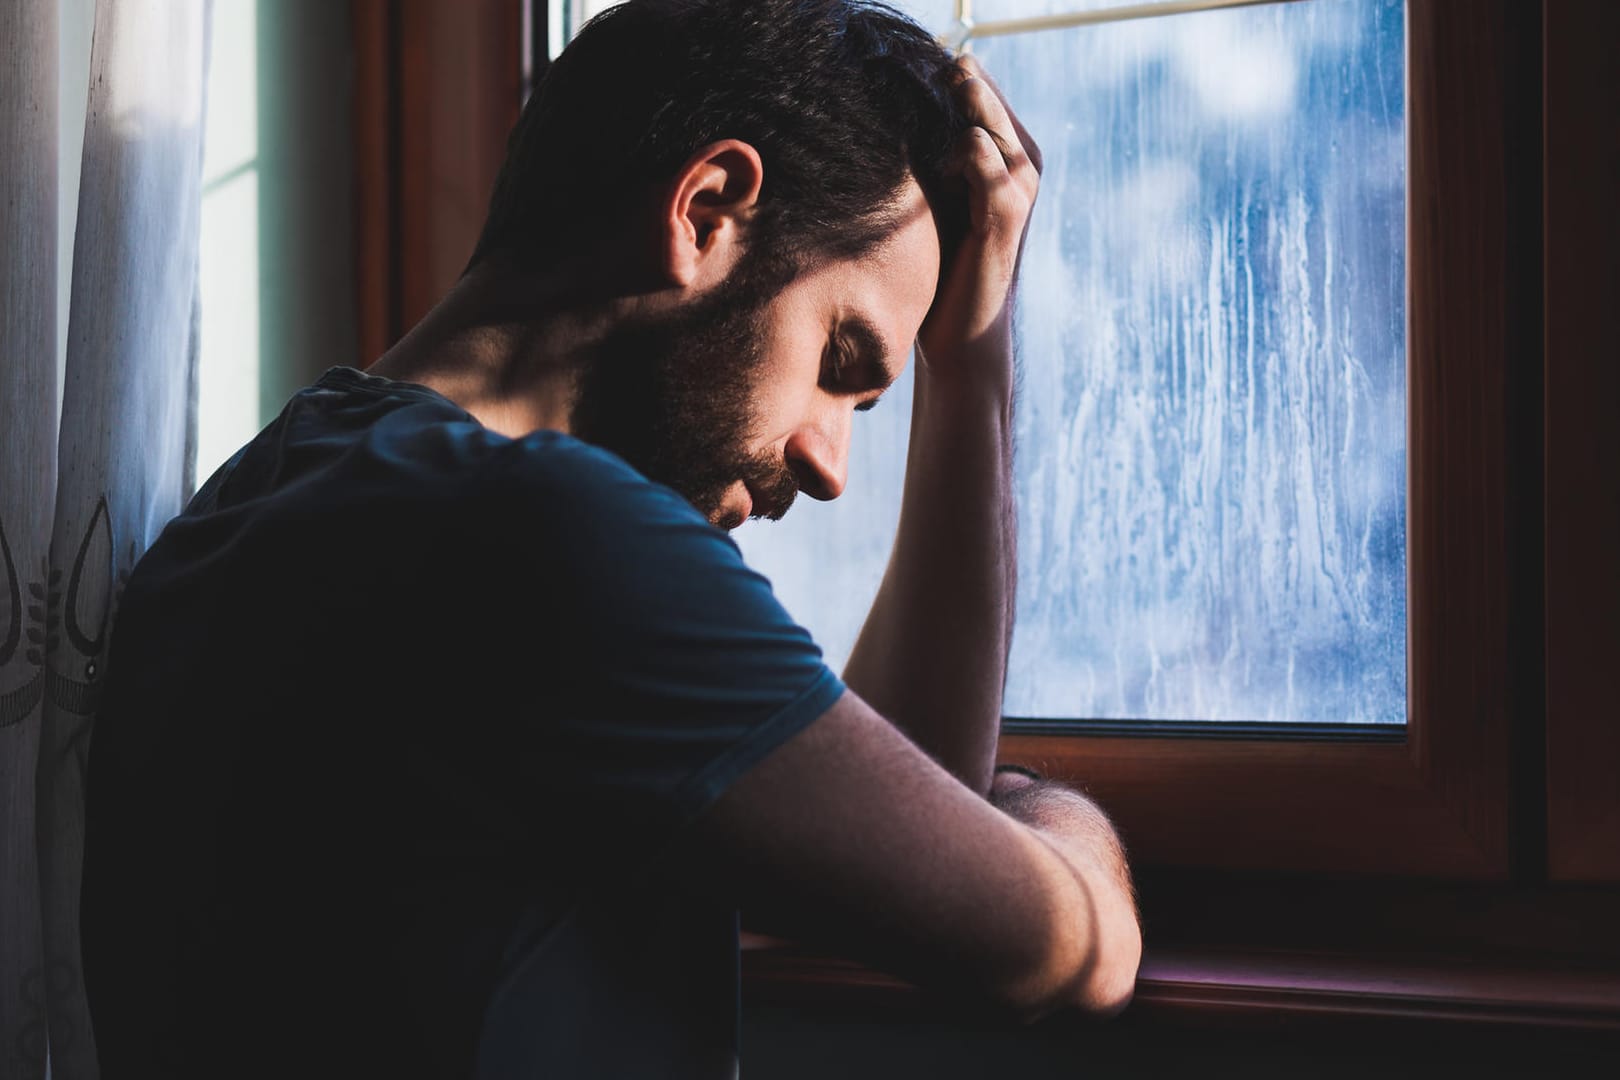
[495,437,846,856]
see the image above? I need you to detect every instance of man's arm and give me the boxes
[669,690,1141,1020]
[989,766,1139,949]
[841,55,1040,796]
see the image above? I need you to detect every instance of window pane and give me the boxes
[197,0,260,483]
[974,0,1201,22]
[742,0,1408,726]
[201,0,257,185]
[562,2,959,44]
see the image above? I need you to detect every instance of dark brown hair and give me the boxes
[468,0,970,292]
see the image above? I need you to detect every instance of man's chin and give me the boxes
[652,463,797,531]
[752,490,796,523]
[708,495,793,532]
[686,488,742,531]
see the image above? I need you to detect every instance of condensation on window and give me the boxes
[740,0,1408,725]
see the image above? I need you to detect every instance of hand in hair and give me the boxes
[915,52,1043,394]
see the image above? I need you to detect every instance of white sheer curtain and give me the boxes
[1,2,211,1077]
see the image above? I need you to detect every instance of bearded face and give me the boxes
[567,268,801,530]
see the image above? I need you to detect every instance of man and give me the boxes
[81,1,1141,1076]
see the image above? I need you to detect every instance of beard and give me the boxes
[567,269,801,529]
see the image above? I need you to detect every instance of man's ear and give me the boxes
[661,139,764,290]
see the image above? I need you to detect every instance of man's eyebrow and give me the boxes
[837,315,898,393]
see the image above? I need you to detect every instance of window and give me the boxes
[542,0,1527,878]
[192,1,363,484]
[339,0,1614,1026]
[737,0,1409,731]
[336,2,1616,1025]
[198,0,262,481]
[1003,0,1529,879]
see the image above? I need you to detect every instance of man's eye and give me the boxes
[831,341,853,379]
[822,340,851,387]
[855,398,879,413]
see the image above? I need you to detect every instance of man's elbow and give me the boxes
[983,776,1141,1020]
[1071,927,1142,1019]
[991,900,1142,1024]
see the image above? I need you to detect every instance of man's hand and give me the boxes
[840,53,1038,796]
[916,53,1044,389]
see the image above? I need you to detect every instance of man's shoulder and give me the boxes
[496,429,702,530]
[214,366,693,525]
[333,380,730,567]
[158,368,741,624]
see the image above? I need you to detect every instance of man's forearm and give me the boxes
[841,51,1035,796]
[841,360,1016,796]
[990,770,1141,1014]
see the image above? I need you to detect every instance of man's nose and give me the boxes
[783,412,850,501]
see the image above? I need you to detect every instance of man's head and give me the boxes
[567,172,943,528]
[469,0,969,527]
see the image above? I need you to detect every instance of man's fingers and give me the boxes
[1003,90,1043,177]
[957,54,1043,177]
[953,72,1041,209]
[960,127,1025,244]
[956,79,1038,211]
[955,76,1021,166]
[926,129,1020,344]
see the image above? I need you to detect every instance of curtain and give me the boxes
[1,2,211,1077]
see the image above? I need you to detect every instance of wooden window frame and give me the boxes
[351,2,1620,1011]
[1542,0,1620,885]
[747,0,1620,1026]
[352,0,528,366]
[999,0,1535,882]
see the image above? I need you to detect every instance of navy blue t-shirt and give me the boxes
[82,366,844,1079]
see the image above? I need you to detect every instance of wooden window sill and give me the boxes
[741,937,1620,1034]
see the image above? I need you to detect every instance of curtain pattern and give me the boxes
[1,2,210,1077]
[2,1,62,1074]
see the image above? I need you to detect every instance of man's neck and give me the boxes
[366,260,638,440]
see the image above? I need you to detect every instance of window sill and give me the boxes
[741,937,1620,1034]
